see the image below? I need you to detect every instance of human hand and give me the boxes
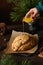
[38,47,43,58]
[25,8,40,21]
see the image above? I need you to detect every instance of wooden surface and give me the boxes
[0,27,43,65]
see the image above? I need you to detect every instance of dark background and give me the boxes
[0,1,43,64]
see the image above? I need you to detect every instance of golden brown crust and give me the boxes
[18,39,36,51]
[12,33,38,51]
[12,34,29,51]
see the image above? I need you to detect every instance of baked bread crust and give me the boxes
[18,38,36,51]
[12,34,29,51]
[12,34,37,51]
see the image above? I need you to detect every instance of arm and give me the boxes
[36,0,43,16]
[25,0,43,21]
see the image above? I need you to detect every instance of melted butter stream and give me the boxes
[22,17,33,32]
[23,22,24,32]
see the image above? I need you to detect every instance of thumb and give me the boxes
[25,10,33,18]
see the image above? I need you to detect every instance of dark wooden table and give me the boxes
[0,23,43,65]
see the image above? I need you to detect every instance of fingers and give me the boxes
[32,13,40,21]
[32,12,39,18]
[24,8,39,22]
[38,52,43,58]
[25,9,33,18]
[32,12,36,19]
